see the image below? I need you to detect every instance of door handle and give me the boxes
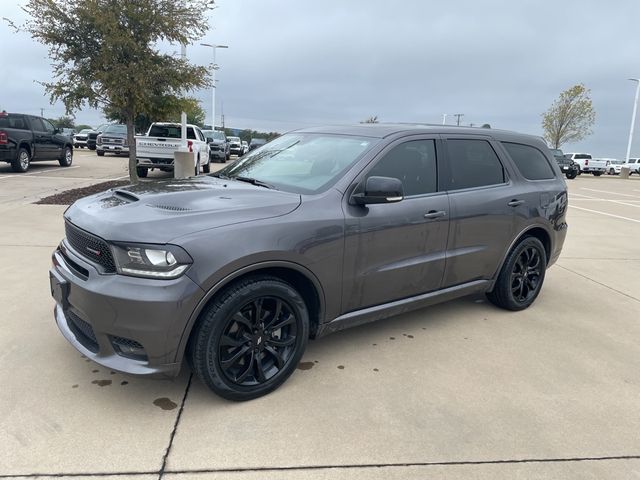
[507,199,525,207]
[424,210,446,219]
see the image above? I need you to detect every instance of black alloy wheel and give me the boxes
[189,276,309,401]
[509,246,542,304]
[486,236,547,311]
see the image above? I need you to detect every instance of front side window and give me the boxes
[502,142,555,180]
[218,133,377,194]
[42,118,55,133]
[367,140,437,196]
[30,117,46,132]
[445,139,505,190]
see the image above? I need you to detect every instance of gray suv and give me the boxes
[49,125,568,401]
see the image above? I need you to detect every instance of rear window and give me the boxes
[502,142,556,180]
[0,115,28,130]
[148,125,196,140]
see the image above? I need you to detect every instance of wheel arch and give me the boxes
[176,261,326,364]
[489,225,552,291]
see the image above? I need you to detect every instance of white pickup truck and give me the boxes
[135,122,210,178]
[564,153,606,176]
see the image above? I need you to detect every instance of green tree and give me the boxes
[21,0,214,182]
[51,115,75,129]
[542,84,595,149]
[75,124,93,131]
[105,96,206,133]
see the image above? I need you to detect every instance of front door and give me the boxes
[342,137,450,312]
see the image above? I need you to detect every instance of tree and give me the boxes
[76,124,93,131]
[21,0,214,182]
[167,98,206,126]
[361,115,379,124]
[51,115,75,129]
[105,96,206,133]
[542,84,595,149]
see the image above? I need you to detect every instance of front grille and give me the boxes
[67,310,99,353]
[65,221,116,273]
[103,137,124,145]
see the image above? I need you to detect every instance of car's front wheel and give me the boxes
[59,146,73,167]
[189,276,309,401]
[136,166,148,178]
[566,170,577,179]
[486,236,547,311]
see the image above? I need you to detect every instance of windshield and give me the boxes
[104,125,126,134]
[550,149,563,157]
[79,129,92,134]
[215,133,377,194]
[228,136,241,142]
[202,130,226,140]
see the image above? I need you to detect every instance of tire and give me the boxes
[59,146,73,167]
[11,147,31,173]
[188,276,309,401]
[486,237,547,311]
[74,144,79,148]
[203,159,211,173]
[609,168,616,175]
[97,150,105,157]
[88,145,96,151]
[566,170,577,180]
[592,171,603,176]
[136,166,148,178]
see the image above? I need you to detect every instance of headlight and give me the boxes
[112,243,192,279]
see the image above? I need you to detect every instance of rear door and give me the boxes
[342,136,450,311]
[439,136,517,287]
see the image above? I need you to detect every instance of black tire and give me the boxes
[609,168,616,175]
[486,237,547,311]
[592,171,603,176]
[59,146,73,167]
[96,150,105,157]
[11,147,30,173]
[566,171,577,180]
[88,145,96,151]
[203,159,211,173]
[136,166,148,178]
[188,276,309,401]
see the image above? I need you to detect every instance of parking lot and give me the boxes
[1,153,639,479]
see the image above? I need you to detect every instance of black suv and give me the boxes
[0,111,73,172]
[50,125,567,401]
[550,148,578,179]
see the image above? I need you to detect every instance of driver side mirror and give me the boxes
[352,176,404,205]
[206,137,213,143]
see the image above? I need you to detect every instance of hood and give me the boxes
[65,176,301,244]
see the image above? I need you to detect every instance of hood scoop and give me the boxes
[112,190,140,203]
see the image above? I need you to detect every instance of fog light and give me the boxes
[111,336,147,361]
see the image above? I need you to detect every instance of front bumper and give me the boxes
[97,145,129,154]
[50,242,204,377]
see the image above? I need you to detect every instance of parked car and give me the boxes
[135,122,210,177]
[564,153,606,175]
[241,141,249,156]
[49,124,567,401]
[202,129,229,162]
[550,148,578,179]
[87,124,110,150]
[249,138,267,151]
[604,158,625,175]
[96,124,128,156]
[0,111,73,172]
[73,129,92,148]
[621,158,640,175]
[227,136,242,156]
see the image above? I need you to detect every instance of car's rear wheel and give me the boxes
[11,147,30,173]
[189,276,309,401]
[59,146,73,167]
[486,237,547,311]
[592,171,603,176]
[566,170,577,179]
[136,166,148,178]
[97,150,105,157]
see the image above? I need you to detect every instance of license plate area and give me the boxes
[50,269,69,309]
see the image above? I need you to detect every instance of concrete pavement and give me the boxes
[1,156,639,479]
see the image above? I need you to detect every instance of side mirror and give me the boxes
[206,137,213,143]
[53,128,60,134]
[352,176,404,205]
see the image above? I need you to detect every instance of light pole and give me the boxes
[201,43,228,130]
[625,78,640,163]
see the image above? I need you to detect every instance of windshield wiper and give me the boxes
[234,176,275,189]
[212,173,229,179]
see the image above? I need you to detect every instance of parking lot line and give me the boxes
[580,187,639,198]
[570,205,640,223]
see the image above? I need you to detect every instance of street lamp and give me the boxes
[201,43,229,130]
[625,78,640,163]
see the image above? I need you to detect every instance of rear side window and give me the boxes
[502,142,556,180]
[148,125,181,138]
[445,139,505,190]
[0,115,28,129]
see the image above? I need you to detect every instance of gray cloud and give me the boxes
[2,0,640,157]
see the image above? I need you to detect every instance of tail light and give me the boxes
[0,131,7,145]
[584,159,589,166]
[187,140,193,152]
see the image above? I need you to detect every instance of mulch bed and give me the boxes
[35,180,131,205]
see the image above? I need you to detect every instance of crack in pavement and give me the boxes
[2,454,640,478]
[556,264,640,303]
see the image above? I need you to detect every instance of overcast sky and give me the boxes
[1,0,640,158]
